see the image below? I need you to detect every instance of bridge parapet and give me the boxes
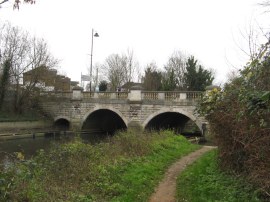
[82,92,129,100]
[40,90,202,103]
[142,91,202,101]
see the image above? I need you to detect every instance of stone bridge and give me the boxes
[40,88,206,134]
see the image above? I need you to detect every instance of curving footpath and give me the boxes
[149,146,216,202]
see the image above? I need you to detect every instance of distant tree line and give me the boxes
[142,52,214,91]
[98,50,214,92]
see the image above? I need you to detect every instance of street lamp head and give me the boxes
[94,32,99,37]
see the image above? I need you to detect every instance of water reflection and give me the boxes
[0,131,112,165]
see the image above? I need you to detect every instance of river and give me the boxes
[0,131,111,165]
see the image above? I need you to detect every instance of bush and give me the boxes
[197,41,270,199]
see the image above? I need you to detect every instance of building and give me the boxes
[23,66,78,91]
[121,82,142,91]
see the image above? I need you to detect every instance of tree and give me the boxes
[183,56,214,91]
[98,80,107,91]
[101,50,138,91]
[0,0,35,9]
[0,59,11,110]
[0,23,58,113]
[165,51,187,89]
[197,40,270,198]
[161,67,177,91]
[142,62,162,91]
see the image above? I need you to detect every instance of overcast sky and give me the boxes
[0,0,269,85]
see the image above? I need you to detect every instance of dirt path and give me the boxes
[149,146,216,202]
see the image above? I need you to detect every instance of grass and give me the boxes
[0,110,45,122]
[1,130,200,202]
[176,149,262,202]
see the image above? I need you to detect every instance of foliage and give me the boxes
[165,51,187,89]
[0,23,58,114]
[0,109,46,122]
[0,130,199,201]
[196,40,270,199]
[0,59,11,110]
[13,0,35,9]
[177,150,261,202]
[142,63,162,91]
[98,80,108,91]
[161,52,214,91]
[184,56,214,91]
[0,0,35,10]
[161,66,177,91]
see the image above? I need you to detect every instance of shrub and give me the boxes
[197,41,270,199]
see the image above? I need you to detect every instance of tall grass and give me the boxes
[176,150,262,202]
[1,130,200,202]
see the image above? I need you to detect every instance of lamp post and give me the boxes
[90,28,99,92]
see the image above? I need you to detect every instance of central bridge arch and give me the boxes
[81,106,128,135]
[143,108,202,133]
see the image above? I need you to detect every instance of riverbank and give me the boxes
[0,120,53,132]
[0,120,55,140]
[0,130,200,201]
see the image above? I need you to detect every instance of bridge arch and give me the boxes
[81,106,128,134]
[143,108,202,133]
[53,116,71,131]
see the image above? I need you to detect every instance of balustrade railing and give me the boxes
[82,92,128,99]
[186,91,202,99]
[82,92,94,99]
[40,91,72,99]
[116,92,128,99]
[142,91,202,101]
[142,92,158,100]
[41,90,202,101]
[165,92,180,100]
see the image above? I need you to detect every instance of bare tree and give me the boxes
[164,51,187,89]
[101,50,139,91]
[102,54,125,91]
[0,23,58,113]
[0,0,35,9]
[123,49,139,84]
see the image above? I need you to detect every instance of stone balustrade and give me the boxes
[40,90,202,102]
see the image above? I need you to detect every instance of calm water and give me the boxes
[0,132,110,165]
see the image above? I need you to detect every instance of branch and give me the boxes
[0,0,8,5]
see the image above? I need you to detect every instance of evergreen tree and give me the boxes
[184,56,214,91]
[142,63,162,91]
[99,80,108,91]
[0,59,11,110]
[161,67,177,91]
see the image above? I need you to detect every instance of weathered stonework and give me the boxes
[39,90,206,132]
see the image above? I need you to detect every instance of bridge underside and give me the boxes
[82,109,127,135]
[145,112,201,135]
